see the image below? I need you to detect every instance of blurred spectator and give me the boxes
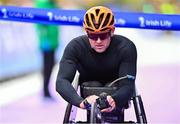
[177,0,180,13]
[34,0,59,98]
[142,0,157,13]
[0,0,9,5]
[160,0,176,14]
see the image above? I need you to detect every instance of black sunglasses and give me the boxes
[87,32,111,41]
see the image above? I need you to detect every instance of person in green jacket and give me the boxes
[34,0,59,98]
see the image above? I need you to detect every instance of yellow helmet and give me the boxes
[83,6,115,33]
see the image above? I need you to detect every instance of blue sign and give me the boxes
[0,6,180,30]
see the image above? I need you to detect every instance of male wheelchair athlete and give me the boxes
[63,73,147,124]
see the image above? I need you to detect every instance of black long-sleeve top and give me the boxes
[56,34,137,108]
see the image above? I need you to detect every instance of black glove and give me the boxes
[96,92,110,110]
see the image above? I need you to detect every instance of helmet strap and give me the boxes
[110,30,114,37]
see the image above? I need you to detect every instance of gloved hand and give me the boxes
[97,92,116,112]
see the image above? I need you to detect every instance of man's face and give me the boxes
[88,31,112,53]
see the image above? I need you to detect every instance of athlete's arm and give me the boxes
[111,42,137,108]
[56,40,84,107]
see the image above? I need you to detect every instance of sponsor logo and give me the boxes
[54,15,80,22]
[47,12,80,23]
[1,8,8,18]
[115,18,126,25]
[1,8,34,19]
[47,12,53,21]
[139,17,145,27]
[139,16,172,28]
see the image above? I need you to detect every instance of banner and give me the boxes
[0,6,180,30]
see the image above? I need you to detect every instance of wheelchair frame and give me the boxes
[63,72,147,124]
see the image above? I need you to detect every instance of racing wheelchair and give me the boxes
[63,72,147,123]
